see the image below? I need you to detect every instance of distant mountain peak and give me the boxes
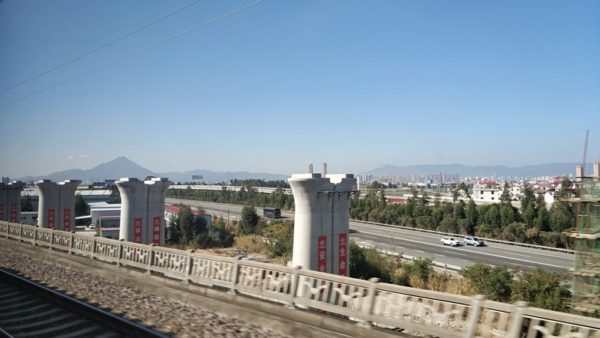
[16,157,287,184]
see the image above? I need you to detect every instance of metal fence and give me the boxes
[1,221,598,338]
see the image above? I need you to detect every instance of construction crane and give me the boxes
[581,130,589,177]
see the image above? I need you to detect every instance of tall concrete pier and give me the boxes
[0,181,25,222]
[57,180,81,232]
[289,171,356,275]
[35,180,81,230]
[116,177,171,245]
[144,177,171,245]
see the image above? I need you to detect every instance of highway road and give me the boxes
[166,198,574,273]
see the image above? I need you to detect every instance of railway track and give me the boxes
[0,268,169,338]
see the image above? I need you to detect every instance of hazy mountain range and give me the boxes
[14,157,593,184]
[366,163,592,178]
[17,157,287,184]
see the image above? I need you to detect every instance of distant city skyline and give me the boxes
[1,1,599,177]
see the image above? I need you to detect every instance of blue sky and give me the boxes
[1,0,599,177]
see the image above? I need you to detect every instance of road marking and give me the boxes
[350,222,574,259]
[415,250,424,253]
[356,230,568,270]
[434,254,445,257]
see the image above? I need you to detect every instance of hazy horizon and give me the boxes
[6,155,594,180]
[1,1,599,177]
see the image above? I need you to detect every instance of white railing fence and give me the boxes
[1,221,598,338]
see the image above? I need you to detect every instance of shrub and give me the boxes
[349,241,400,282]
[234,235,268,255]
[511,268,571,312]
[460,264,512,302]
[427,272,451,292]
[445,277,476,296]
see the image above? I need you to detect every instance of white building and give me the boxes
[472,180,502,203]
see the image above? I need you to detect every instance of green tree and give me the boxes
[348,241,399,283]
[533,202,550,231]
[501,222,526,242]
[453,200,466,219]
[452,189,460,203]
[166,215,181,244]
[405,258,433,284]
[548,205,573,232]
[367,181,386,189]
[522,204,535,227]
[438,216,459,234]
[465,199,478,235]
[177,205,207,245]
[458,182,470,198]
[500,182,512,204]
[500,204,517,227]
[74,194,89,217]
[109,184,121,204]
[511,268,570,311]
[557,177,573,200]
[21,195,34,212]
[262,220,294,258]
[521,182,535,213]
[461,264,513,302]
[239,205,259,235]
[483,205,501,230]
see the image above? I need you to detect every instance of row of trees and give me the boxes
[351,179,576,248]
[168,186,294,210]
[229,179,290,188]
[170,178,576,248]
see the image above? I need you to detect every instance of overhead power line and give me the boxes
[0,0,264,109]
[0,0,203,95]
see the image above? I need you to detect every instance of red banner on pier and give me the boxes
[152,216,161,245]
[317,235,327,272]
[134,218,142,243]
[338,233,348,276]
[63,208,71,232]
[48,208,55,228]
[10,203,17,222]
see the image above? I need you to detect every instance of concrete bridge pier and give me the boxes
[35,180,59,228]
[145,177,171,246]
[36,180,81,230]
[0,181,25,222]
[288,172,356,276]
[117,177,171,245]
[57,180,81,232]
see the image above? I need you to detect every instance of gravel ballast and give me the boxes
[0,246,292,338]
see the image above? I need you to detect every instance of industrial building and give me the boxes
[20,188,113,211]
[288,166,356,276]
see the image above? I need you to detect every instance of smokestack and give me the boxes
[594,162,599,179]
[308,164,313,174]
[323,162,328,177]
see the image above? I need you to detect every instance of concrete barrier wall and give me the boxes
[1,220,598,338]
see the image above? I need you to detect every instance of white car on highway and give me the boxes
[440,236,459,246]
[464,236,485,246]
